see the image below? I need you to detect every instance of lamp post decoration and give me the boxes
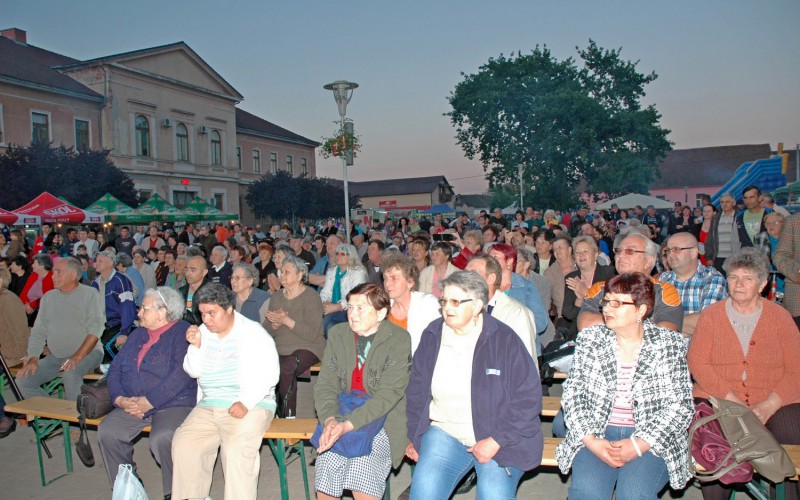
[323,80,358,242]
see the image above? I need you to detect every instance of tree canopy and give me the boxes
[0,142,138,209]
[447,40,672,208]
[246,170,360,221]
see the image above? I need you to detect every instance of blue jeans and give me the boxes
[569,425,669,500]
[410,425,523,500]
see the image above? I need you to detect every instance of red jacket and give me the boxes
[20,271,54,309]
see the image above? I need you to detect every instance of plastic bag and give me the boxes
[112,464,149,500]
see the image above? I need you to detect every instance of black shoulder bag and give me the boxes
[75,377,114,467]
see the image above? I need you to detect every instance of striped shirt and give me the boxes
[608,362,636,427]
[197,333,240,408]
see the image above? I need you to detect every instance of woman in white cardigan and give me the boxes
[320,243,367,337]
[417,241,459,298]
[381,252,441,354]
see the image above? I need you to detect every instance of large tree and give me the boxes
[447,40,672,208]
[246,170,360,221]
[0,142,138,208]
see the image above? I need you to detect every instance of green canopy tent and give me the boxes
[181,196,238,221]
[135,193,191,222]
[772,181,800,206]
[85,193,155,223]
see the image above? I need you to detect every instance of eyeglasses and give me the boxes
[665,247,695,254]
[614,248,647,256]
[766,221,784,226]
[140,305,163,312]
[336,251,349,256]
[230,275,250,281]
[438,297,474,308]
[600,298,637,308]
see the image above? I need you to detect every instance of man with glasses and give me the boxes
[577,232,683,332]
[659,232,728,338]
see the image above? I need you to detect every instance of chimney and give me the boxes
[1,28,27,44]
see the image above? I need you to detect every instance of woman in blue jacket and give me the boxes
[405,271,543,500]
[99,286,196,500]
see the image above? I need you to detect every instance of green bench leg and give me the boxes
[32,415,73,486]
[267,438,310,500]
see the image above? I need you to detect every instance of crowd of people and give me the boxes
[0,184,798,500]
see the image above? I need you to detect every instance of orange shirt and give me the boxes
[389,311,408,332]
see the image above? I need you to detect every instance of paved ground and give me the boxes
[1,380,706,499]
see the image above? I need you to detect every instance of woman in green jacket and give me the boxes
[314,283,412,500]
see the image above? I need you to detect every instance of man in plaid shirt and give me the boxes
[660,232,728,338]
[773,211,800,328]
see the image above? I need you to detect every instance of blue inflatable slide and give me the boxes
[710,155,786,205]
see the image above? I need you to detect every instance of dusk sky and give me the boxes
[7,1,800,194]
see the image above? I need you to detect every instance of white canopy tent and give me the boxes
[595,193,674,210]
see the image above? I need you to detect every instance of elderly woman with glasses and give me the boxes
[98,287,197,500]
[406,271,542,500]
[320,243,367,337]
[556,272,693,499]
[231,262,270,323]
[688,248,800,500]
[314,283,411,500]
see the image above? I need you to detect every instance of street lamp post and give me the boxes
[323,80,359,242]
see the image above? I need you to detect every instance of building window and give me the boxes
[210,130,222,165]
[213,193,224,211]
[173,191,196,208]
[32,112,49,145]
[135,115,150,157]
[253,149,261,173]
[176,123,189,161]
[286,155,293,175]
[270,152,277,174]
[75,119,90,150]
[236,147,242,170]
[301,158,308,176]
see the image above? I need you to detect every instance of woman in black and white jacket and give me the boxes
[555,272,693,499]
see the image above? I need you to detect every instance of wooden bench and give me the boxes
[4,396,315,500]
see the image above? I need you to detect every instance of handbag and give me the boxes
[689,397,795,484]
[688,400,753,484]
[310,390,388,458]
[75,377,114,467]
[112,464,149,500]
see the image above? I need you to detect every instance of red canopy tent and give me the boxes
[13,192,105,224]
[0,207,40,226]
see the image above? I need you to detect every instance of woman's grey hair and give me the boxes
[281,254,309,280]
[462,229,484,246]
[724,247,771,282]
[232,263,259,286]
[144,286,186,321]
[438,270,489,309]
[544,209,555,219]
[336,243,365,271]
[176,254,189,263]
[571,235,598,253]
[115,253,133,268]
